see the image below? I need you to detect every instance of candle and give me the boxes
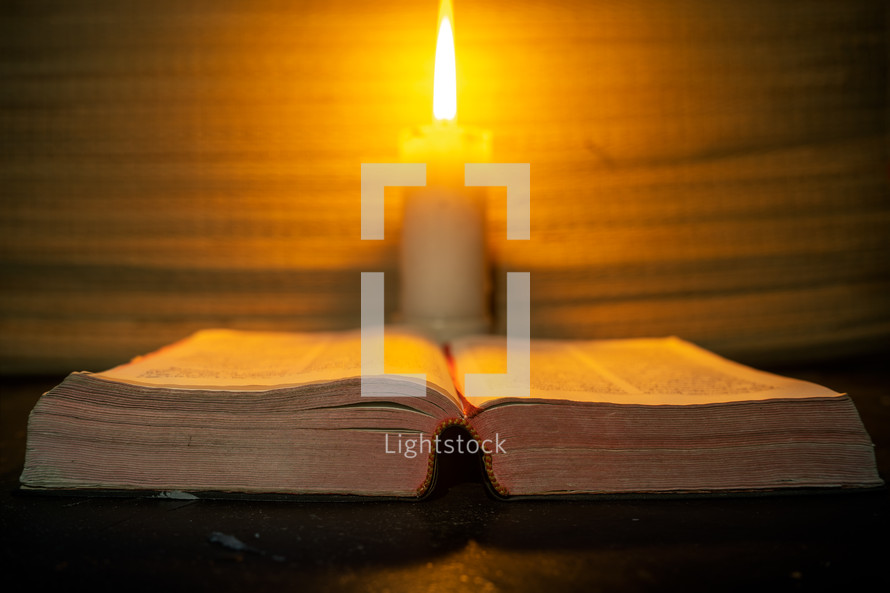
[399,0,492,342]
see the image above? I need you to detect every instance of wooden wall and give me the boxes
[1,0,887,373]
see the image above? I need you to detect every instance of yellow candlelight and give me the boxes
[432,1,457,121]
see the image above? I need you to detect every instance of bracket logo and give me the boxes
[360,163,530,399]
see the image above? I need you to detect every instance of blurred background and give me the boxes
[1,0,887,373]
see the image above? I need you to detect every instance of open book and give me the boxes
[20,329,882,498]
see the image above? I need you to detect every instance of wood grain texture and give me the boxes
[1,0,888,372]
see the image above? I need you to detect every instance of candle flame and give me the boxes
[433,2,457,122]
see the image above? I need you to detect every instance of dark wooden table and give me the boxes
[2,356,888,592]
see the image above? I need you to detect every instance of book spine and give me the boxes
[415,417,509,498]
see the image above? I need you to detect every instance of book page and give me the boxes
[96,328,459,403]
[450,335,841,407]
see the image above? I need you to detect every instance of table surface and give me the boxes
[2,356,888,592]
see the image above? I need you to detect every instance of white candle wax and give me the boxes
[399,122,492,342]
